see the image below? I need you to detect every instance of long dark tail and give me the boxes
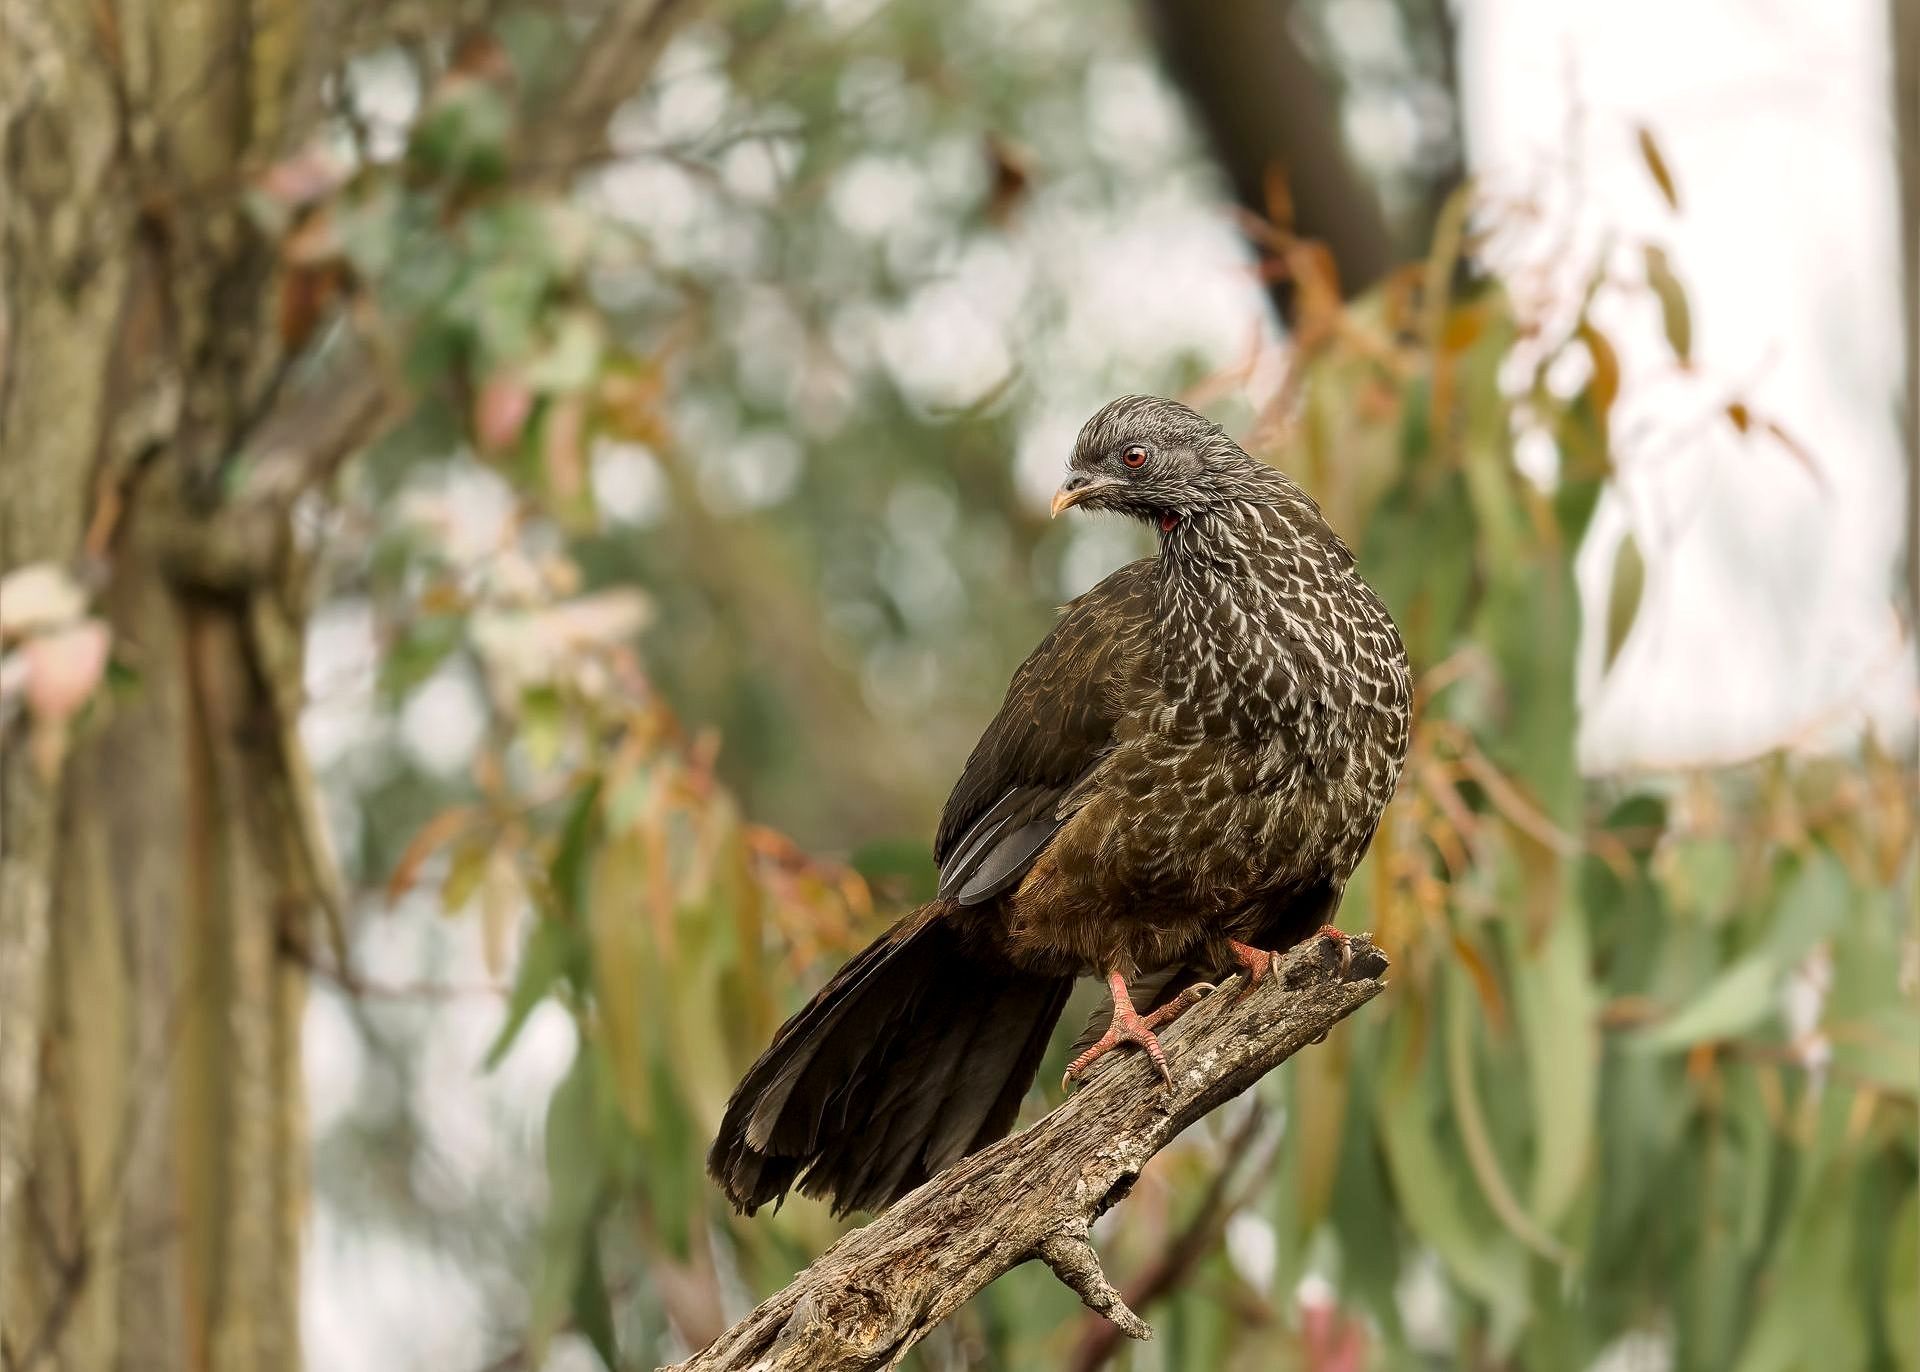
[708,903,1072,1216]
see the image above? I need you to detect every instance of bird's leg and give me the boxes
[1062,971,1203,1090]
[1225,939,1275,998]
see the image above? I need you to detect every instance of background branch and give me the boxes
[667,936,1390,1372]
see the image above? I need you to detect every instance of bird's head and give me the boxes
[1051,395,1277,530]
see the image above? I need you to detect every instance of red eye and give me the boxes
[1122,445,1148,468]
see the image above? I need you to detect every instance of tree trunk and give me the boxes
[0,2,712,1364]
[1140,0,1466,324]
[1892,0,1918,636]
[0,3,345,1367]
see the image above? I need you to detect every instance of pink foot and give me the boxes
[1062,972,1212,1089]
[1226,939,1276,997]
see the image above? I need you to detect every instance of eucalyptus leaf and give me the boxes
[529,1053,609,1362]
[483,916,577,1069]
[1636,955,1779,1053]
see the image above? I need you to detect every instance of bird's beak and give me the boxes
[1051,474,1120,518]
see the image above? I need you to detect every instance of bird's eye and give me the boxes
[1121,445,1148,469]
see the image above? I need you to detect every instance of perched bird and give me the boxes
[709,395,1411,1216]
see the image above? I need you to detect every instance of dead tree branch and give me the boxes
[667,935,1390,1372]
[1066,1098,1281,1372]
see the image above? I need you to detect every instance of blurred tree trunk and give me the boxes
[0,3,701,1368]
[0,4,348,1368]
[1141,0,1465,324]
[1893,0,1918,637]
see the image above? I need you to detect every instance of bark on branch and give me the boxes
[668,935,1390,1372]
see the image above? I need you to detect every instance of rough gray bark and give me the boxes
[2,8,329,1367]
[666,935,1390,1372]
[0,3,708,1369]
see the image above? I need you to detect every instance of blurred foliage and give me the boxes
[282,3,1920,1370]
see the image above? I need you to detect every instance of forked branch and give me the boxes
[667,935,1390,1372]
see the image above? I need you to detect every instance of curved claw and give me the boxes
[1315,924,1354,978]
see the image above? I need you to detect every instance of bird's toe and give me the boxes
[1062,1005,1175,1090]
[1225,940,1277,999]
[1315,924,1354,978]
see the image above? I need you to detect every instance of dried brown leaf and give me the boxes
[388,805,479,903]
[1762,418,1828,490]
[1635,125,1681,211]
[1643,245,1692,364]
[1577,322,1622,418]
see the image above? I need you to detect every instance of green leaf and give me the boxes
[1665,837,1739,920]
[526,309,606,393]
[1376,1022,1531,1351]
[550,778,604,920]
[522,685,566,770]
[1447,967,1576,1263]
[1644,245,1693,364]
[1732,1166,1870,1372]
[458,258,552,371]
[1761,848,1848,961]
[1479,568,1580,817]
[1397,372,1432,463]
[1886,1188,1918,1370]
[1360,472,1477,666]
[529,1052,608,1362]
[440,835,491,914]
[408,80,513,185]
[1726,1074,1779,1258]
[590,831,656,1134]
[1507,876,1598,1230]
[334,181,405,281]
[1602,533,1643,672]
[381,617,463,699]
[572,1230,620,1370]
[1635,955,1778,1052]
[483,916,574,1069]
[104,655,143,695]
[1552,472,1605,544]
[1829,1003,1920,1095]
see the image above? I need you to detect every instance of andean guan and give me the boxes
[708,395,1412,1217]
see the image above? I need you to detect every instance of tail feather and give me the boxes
[709,905,1071,1216]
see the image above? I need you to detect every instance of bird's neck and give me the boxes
[1154,500,1345,730]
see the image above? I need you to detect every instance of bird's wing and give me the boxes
[933,557,1159,906]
